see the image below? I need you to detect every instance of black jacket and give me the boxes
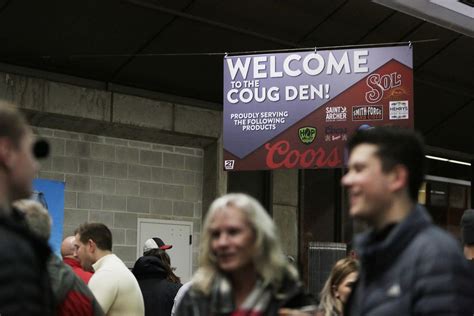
[132,255,181,316]
[0,211,54,315]
[176,272,315,316]
[346,205,474,316]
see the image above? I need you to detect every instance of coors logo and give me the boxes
[352,105,383,121]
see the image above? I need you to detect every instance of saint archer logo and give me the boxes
[298,127,317,145]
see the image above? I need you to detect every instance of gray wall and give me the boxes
[34,127,203,268]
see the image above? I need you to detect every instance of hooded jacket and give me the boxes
[132,255,181,316]
[346,205,474,316]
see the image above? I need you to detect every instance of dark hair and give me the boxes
[144,248,181,284]
[0,101,28,147]
[347,126,425,201]
[74,223,112,251]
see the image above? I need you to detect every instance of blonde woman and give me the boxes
[176,193,315,315]
[318,258,358,316]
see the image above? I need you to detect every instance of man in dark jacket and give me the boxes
[342,127,474,316]
[0,101,54,315]
[132,255,181,316]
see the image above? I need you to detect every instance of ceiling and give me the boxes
[0,0,473,158]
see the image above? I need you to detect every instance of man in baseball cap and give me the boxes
[461,209,474,260]
[143,237,172,254]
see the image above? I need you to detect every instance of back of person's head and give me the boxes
[461,209,474,246]
[13,199,51,240]
[194,193,294,294]
[0,100,28,148]
[74,222,112,251]
[143,248,181,283]
[347,126,425,201]
[319,257,359,316]
[61,236,77,258]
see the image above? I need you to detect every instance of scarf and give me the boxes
[209,274,272,316]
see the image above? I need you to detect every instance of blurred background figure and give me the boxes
[176,193,315,315]
[133,248,182,316]
[0,101,53,315]
[461,209,474,261]
[14,199,104,316]
[61,236,93,284]
[142,237,181,284]
[317,258,358,316]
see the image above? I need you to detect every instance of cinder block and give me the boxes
[82,134,103,143]
[140,150,163,167]
[194,202,202,218]
[173,201,194,217]
[173,170,195,186]
[52,157,78,173]
[65,174,90,192]
[116,179,139,196]
[185,156,203,171]
[114,212,138,230]
[195,173,203,187]
[104,162,128,179]
[110,228,126,245]
[162,184,184,200]
[77,192,102,210]
[184,186,201,202]
[272,205,298,256]
[91,143,115,161]
[113,245,137,263]
[129,140,151,149]
[103,195,127,211]
[113,93,173,130]
[64,209,89,226]
[128,165,151,181]
[0,72,46,110]
[174,105,221,138]
[163,153,185,169]
[66,141,91,157]
[62,225,77,238]
[152,144,174,152]
[105,137,128,146]
[90,177,115,194]
[37,172,65,182]
[150,199,173,215]
[64,191,77,208]
[79,159,104,176]
[47,81,110,120]
[126,229,138,246]
[140,182,163,198]
[192,219,201,232]
[174,147,195,155]
[195,149,204,157]
[127,197,150,213]
[151,167,173,183]
[38,157,52,172]
[89,210,114,227]
[54,130,80,140]
[45,138,66,156]
[116,147,139,163]
[32,127,54,137]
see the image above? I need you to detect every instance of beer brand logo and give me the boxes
[325,106,347,122]
[352,105,383,121]
[298,127,317,144]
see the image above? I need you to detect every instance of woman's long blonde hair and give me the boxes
[192,193,297,294]
[319,257,358,316]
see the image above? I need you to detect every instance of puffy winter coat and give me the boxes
[346,205,474,316]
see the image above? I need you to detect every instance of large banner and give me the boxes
[223,45,413,171]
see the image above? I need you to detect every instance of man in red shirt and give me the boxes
[61,236,93,284]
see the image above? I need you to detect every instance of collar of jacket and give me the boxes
[354,204,432,273]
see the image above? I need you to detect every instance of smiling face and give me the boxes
[341,143,394,224]
[209,206,256,275]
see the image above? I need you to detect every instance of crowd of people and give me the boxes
[1,99,474,316]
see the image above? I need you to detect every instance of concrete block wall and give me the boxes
[34,126,203,269]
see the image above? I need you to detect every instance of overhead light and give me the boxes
[425,154,471,166]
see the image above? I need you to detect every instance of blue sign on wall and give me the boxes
[33,179,65,256]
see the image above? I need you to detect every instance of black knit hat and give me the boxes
[460,209,474,245]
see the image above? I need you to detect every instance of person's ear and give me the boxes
[88,239,96,253]
[0,138,15,169]
[388,164,408,193]
[332,285,339,298]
